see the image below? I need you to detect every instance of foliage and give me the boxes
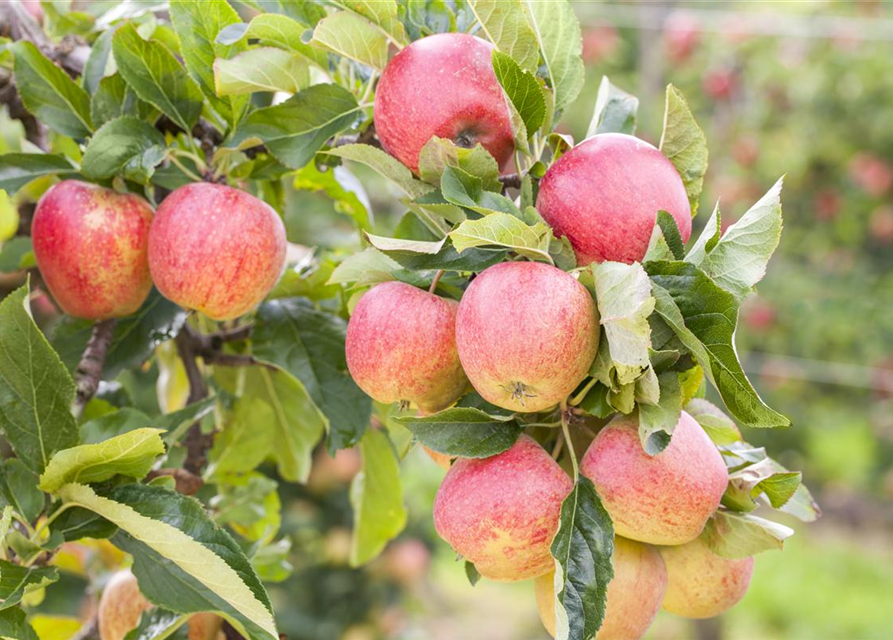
[0,1,818,639]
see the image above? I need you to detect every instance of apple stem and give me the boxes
[551,431,565,461]
[560,398,579,480]
[428,269,445,294]
[569,377,598,407]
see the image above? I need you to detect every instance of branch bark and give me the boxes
[175,324,211,476]
[73,319,116,417]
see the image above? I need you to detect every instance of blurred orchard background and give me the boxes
[3,1,893,639]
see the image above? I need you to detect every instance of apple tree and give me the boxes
[0,1,819,639]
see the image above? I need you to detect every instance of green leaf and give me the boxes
[325,143,434,199]
[212,473,281,543]
[170,0,249,130]
[491,50,545,137]
[0,237,33,274]
[79,407,153,445]
[646,261,791,429]
[39,428,165,493]
[83,25,118,95]
[253,299,371,452]
[51,290,185,379]
[58,483,277,640]
[656,210,685,260]
[0,459,44,523]
[309,10,389,71]
[578,383,613,419]
[397,408,523,458]
[112,23,204,132]
[418,137,501,192]
[450,212,552,263]
[469,0,539,73]
[327,247,402,287]
[350,429,407,566]
[723,457,800,513]
[550,476,614,640]
[637,371,682,456]
[659,84,708,217]
[465,561,481,586]
[0,285,78,475]
[365,233,445,255]
[81,116,166,184]
[0,601,39,639]
[591,261,654,386]
[343,0,408,46]
[0,560,58,610]
[214,47,310,95]
[686,179,784,300]
[377,237,506,273]
[776,481,821,523]
[242,13,328,69]
[50,505,117,542]
[90,73,158,129]
[252,0,326,26]
[12,41,92,138]
[291,162,371,232]
[0,153,77,194]
[702,511,793,559]
[523,0,583,114]
[208,367,325,483]
[231,84,360,169]
[123,609,187,640]
[586,76,638,137]
[685,398,741,445]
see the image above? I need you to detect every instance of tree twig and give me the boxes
[73,319,117,418]
[146,468,204,495]
[175,325,211,475]
[69,616,98,640]
[499,173,522,190]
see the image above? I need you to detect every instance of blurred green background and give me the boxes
[6,1,892,639]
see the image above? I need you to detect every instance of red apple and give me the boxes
[814,188,842,221]
[98,570,223,640]
[731,135,759,167]
[148,183,286,321]
[346,282,468,414]
[455,261,599,412]
[433,435,572,581]
[582,25,620,64]
[536,134,692,265]
[535,536,667,640]
[869,205,893,244]
[702,67,737,101]
[660,536,755,618]
[373,33,514,174]
[664,11,701,62]
[849,152,893,197]
[32,180,153,320]
[580,411,728,545]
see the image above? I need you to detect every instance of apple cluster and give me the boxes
[31,180,287,322]
[346,33,756,639]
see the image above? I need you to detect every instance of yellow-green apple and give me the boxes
[346,282,468,413]
[32,180,153,320]
[98,570,224,640]
[373,33,514,174]
[580,411,727,545]
[535,536,667,640]
[536,133,692,265]
[148,183,286,321]
[660,535,755,618]
[455,261,599,412]
[433,435,572,581]
[423,446,453,470]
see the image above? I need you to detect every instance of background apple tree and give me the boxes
[0,1,819,639]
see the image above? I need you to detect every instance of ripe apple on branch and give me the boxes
[0,1,818,639]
